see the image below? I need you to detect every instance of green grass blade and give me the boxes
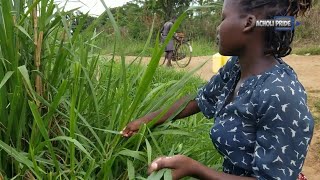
[145,139,152,164]
[50,136,93,160]
[28,101,61,173]
[117,149,146,162]
[163,169,173,180]
[0,71,13,90]
[127,159,135,180]
[0,140,41,178]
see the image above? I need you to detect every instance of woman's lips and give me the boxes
[216,36,220,45]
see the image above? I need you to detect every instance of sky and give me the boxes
[54,0,132,16]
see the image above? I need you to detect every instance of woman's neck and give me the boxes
[238,50,278,80]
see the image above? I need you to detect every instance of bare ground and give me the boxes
[120,55,320,179]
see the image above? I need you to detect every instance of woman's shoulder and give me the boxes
[258,60,305,93]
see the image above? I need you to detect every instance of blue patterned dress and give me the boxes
[196,56,314,179]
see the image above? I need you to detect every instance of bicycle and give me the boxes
[162,32,193,68]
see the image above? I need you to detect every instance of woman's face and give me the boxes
[216,0,248,56]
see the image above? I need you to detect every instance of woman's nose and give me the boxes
[216,24,221,34]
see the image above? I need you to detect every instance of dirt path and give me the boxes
[123,55,320,179]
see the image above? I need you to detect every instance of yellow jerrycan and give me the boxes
[212,53,230,73]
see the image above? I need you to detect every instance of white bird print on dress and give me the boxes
[290,160,296,166]
[245,107,254,116]
[225,140,231,147]
[300,154,305,160]
[292,120,299,127]
[304,124,310,132]
[278,168,286,175]
[212,128,218,133]
[277,86,286,92]
[304,137,311,144]
[271,94,280,101]
[281,103,290,112]
[255,151,261,159]
[217,137,221,144]
[281,145,289,153]
[243,103,250,106]
[269,145,276,150]
[266,105,275,112]
[262,164,270,170]
[288,167,293,176]
[252,166,259,171]
[225,150,233,155]
[299,101,304,105]
[220,121,226,127]
[228,127,237,133]
[303,116,311,121]
[299,141,305,146]
[259,135,267,140]
[289,127,296,137]
[249,101,257,107]
[234,110,239,117]
[247,152,254,157]
[299,162,303,169]
[229,117,235,121]
[291,81,296,86]
[277,127,286,134]
[233,135,240,142]
[272,135,280,143]
[289,86,295,95]
[263,88,269,94]
[243,132,252,136]
[248,139,255,144]
[263,125,271,130]
[272,78,282,83]
[296,109,301,118]
[273,156,283,163]
[294,150,299,159]
[242,157,247,165]
[272,114,283,121]
[221,113,227,118]
[242,122,252,128]
[239,146,245,150]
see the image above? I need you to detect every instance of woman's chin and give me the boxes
[218,46,234,56]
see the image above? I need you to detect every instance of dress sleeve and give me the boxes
[195,56,237,118]
[252,78,314,179]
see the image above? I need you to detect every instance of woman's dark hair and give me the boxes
[240,0,312,57]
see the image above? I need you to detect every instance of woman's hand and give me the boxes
[120,118,146,137]
[148,155,256,180]
[147,155,196,180]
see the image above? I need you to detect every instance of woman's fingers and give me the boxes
[148,157,175,174]
[148,156,187,180]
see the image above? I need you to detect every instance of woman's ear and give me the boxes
[243,15,256,32]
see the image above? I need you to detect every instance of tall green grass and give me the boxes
[0,1,222,179]
[99,37,218,57]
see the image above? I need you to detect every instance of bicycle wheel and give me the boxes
[174,42,192,68]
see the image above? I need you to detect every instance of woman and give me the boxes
[122,0,314,179]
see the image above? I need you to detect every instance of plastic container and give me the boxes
[212,53,230,73]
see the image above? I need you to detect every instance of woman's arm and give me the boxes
[121,95,200,137]
[148,155,256,180]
